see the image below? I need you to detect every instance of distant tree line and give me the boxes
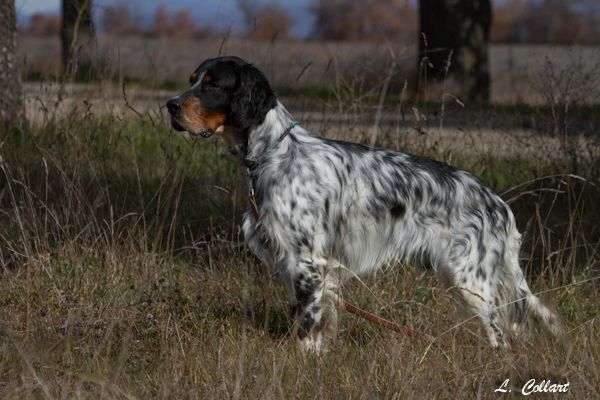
[18,0,600,45]
[491,0,600,45]
[101,5,216,38]
[311,0,417,42]
[20,2,291,41]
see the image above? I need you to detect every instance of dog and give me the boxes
[166,56,563,352]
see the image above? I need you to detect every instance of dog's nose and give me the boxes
[166,98,181,115]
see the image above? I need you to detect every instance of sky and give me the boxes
[17,0,598,38]
[15,0,317,37]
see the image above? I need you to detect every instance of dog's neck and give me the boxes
[217,125,247,158]
[223,102,301,168]
[244,102,297,164]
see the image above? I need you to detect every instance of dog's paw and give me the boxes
[298,333,326,354]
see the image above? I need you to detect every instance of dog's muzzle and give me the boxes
[166,97,182,116]
[166,97,213,138]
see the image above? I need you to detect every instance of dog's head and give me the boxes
[166,56,276,139]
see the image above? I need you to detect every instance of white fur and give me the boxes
[240,103,563,351]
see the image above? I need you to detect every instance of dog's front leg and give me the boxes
[288,257,339,353]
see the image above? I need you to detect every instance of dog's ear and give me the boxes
[228,64,276,132]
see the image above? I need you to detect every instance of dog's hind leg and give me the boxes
[444,231,508,348]
[452,258,508,349]
[452,282,507,348]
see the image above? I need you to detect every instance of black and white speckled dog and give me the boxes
[166,56,563,352]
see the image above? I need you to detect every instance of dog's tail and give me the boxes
[503,231,566,342]
[510,276,564,339]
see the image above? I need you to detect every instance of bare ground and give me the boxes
[23,81,600,161]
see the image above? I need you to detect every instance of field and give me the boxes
[1,38,600,398]
[18,36,600,104]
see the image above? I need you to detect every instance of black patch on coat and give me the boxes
[476,267,487,281]
[390,203,406,218]
[297,313,315,340]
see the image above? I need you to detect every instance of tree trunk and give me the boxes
[418,0,492,102]
[0,0,23,127]
[61,0,95,79]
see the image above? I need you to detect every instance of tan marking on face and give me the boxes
[202,74,212,83]
[189,72,198,84]
[180,97,226,133]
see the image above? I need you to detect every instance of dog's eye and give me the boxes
[203,80,219,89]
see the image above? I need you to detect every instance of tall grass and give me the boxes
[1,50,600,398]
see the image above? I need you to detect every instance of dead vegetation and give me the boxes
[1,40,600,398]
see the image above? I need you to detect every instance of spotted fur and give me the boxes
[167,57,564,352]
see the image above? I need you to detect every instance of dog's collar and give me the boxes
[244,121,297,171]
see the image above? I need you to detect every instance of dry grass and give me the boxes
[1,108,598,399]
[1,245,596,399]
[2,45,600,398]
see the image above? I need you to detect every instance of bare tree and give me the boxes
[25,13,62,37]
[521,0,594,45]
[101,4,139,36]
[61,0,95,78]
[311,0,417,42]
[143,6,215,39]
[249,5,294,40]
[0,0,23,126]
[491,0,600,45]
[237,0,258,33]
[418,0,492,102]
[151,5,170,37]
[237,0,296,40]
